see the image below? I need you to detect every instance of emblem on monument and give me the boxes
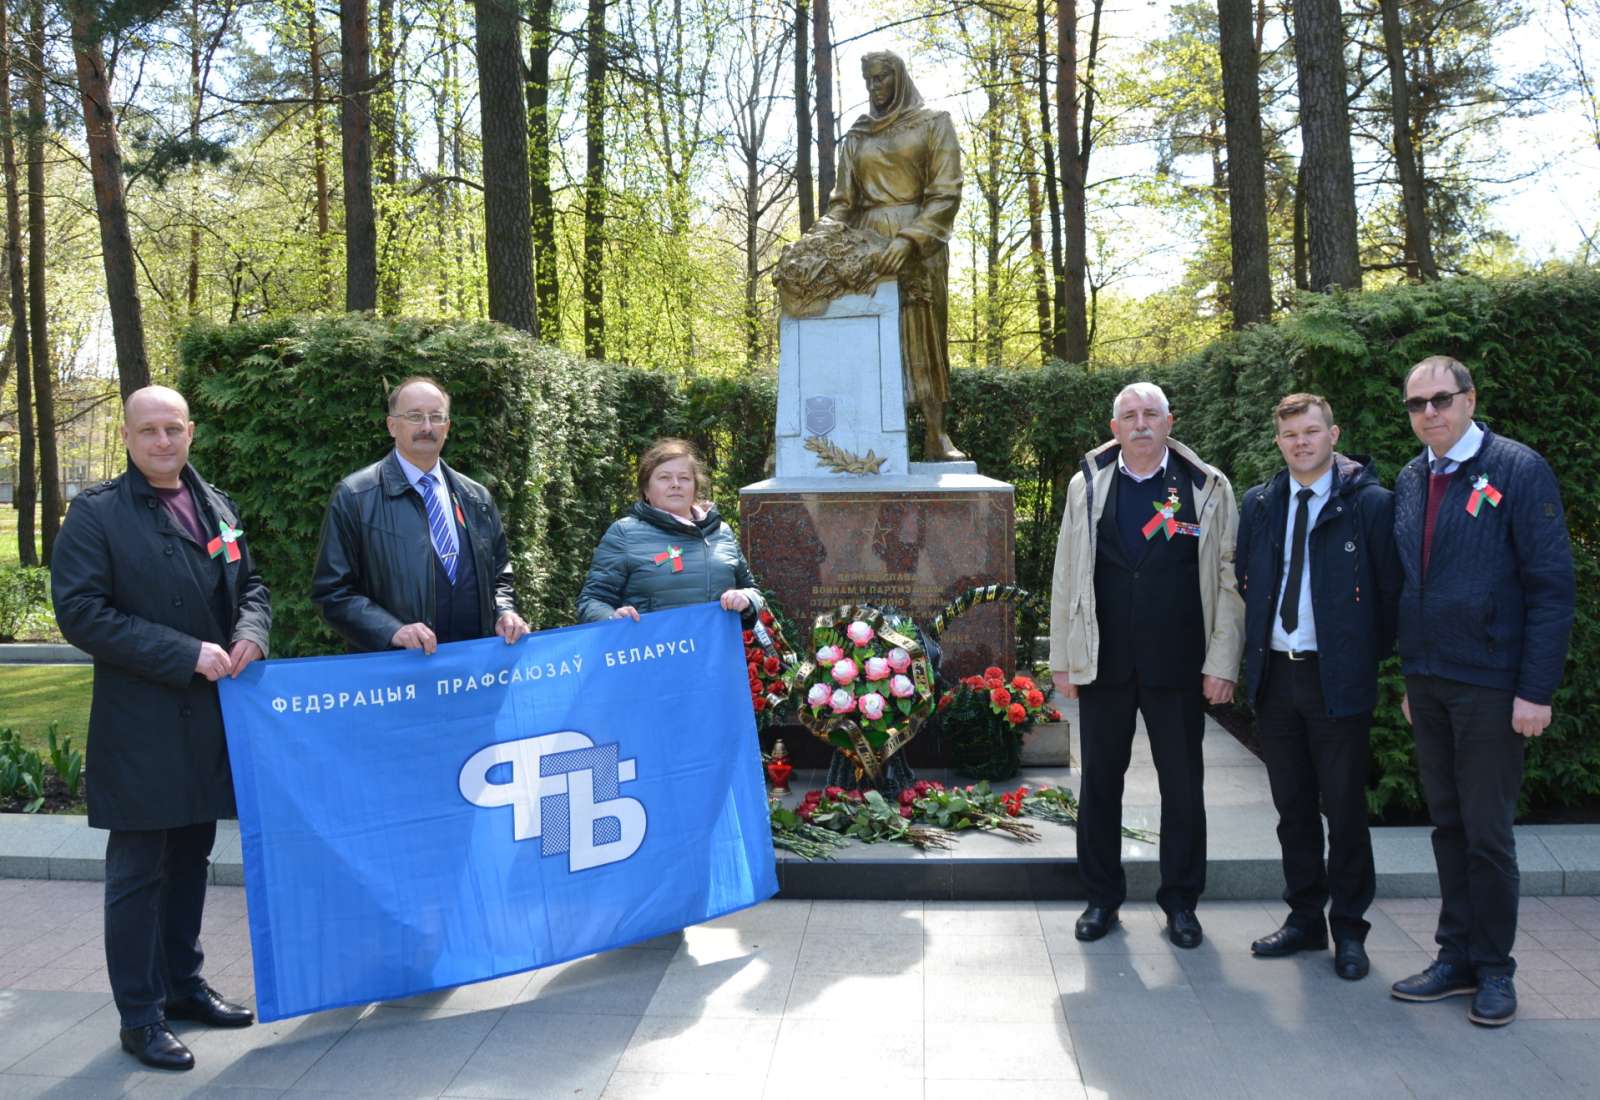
[804,396,837,437]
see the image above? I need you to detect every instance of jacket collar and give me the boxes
[1265,452,1374,503]
[382,450,455,497]
[1405,421,1494,475]
[1088,436,1211,489]
[630,499,722,537]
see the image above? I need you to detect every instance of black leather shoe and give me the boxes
[1167,909,1203,949]
[119,1023,194,1071]
[1468,974,1517,1026]
[1251,923,1328,957]
[1391,959,1477,1002]
[164,982,255,1028]
[1074,905,1119,941]
[1333,940,1370,980]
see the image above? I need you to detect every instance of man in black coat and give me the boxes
[1389,356,1575,1027]
[52,386,271,1071]
[312,376,527,653]
[1236,393,1401,982]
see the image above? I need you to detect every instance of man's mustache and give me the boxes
[412,432,437,442]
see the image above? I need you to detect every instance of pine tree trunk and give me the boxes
[812,0,834,213]
[1058,0,1093,365]
[28,1,56,557]
[1217,0,1272,326]
[1292,0,1362,290]
[342,0,378,311]
[310,3,331,306]
[374,0,402,313]
[1013,64,1051,364]
[1379,0,1437,281]
[187,0,202,312]
[583,0,606,359]
[474,0,537,334]
[527,0,560,338]
[1036,0,1063,362]
[3,0,35,566]
[793,0,813,231]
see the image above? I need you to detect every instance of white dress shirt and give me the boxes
[1427,421,1484,475]
[1116,447,1170,483]
[394,450,454,526]
[1270,465,1334,654]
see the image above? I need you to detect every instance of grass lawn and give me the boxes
[0,665,93,753]
[0,506,44,568]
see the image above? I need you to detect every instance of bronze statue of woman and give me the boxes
[824,51,965,461]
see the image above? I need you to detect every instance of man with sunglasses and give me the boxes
[312,376,528,653]
[1389,356,1574,1027]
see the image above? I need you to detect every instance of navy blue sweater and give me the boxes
[1237,454,1402,717]
[1394,425,1574,703]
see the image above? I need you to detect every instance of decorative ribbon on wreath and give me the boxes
[927,583,1045,639]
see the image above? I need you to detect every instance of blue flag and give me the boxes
[219,602,777,1022]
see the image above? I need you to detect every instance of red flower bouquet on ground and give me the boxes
[937,666,1062,781]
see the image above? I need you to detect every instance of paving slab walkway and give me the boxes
[3,882,1600,1099]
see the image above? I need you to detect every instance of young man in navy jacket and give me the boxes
[1236,394,1401,982]
[1389,356,1574,1027]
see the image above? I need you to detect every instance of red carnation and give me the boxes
[1047,709,1062,721]
[742,630,755,645]
[768,681,785,695]
[990,687,1011,709]
[1011,675,1035,691]
[898,788,917,806]
[1026,689,1045,708]
[797,804,814,822]
[824,786,844,799]
[759,609,774,625]
[962,675,984,689]
[937,695,952,712]
[1006,703,1027,725]
[899,805,913,819]
[983,666,1005,680]
[802,789,822,805]
[763,656,781,675]
[752,696,766,712]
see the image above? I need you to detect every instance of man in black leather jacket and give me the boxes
[312,377,527,653]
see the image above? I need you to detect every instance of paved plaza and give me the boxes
[3,880,1600,1099]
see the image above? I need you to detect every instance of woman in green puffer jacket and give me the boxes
[577,438,764,624]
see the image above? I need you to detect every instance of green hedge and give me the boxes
[176,315,774,658]
[175,270,1599,815]
[944,270,1600,817]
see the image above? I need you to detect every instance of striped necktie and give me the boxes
[416,472,459,585]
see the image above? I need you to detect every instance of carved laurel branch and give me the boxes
[804,434,886,476]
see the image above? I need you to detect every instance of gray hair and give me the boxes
[1404,355,1474,394]
[1112,382,1171,419]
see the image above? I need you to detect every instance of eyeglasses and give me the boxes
[392,411,451,426]
[1403,390,1468,415]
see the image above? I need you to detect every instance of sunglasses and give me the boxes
[1404,389,1468,415]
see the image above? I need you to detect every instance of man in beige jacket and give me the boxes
[1049,382,1245,948]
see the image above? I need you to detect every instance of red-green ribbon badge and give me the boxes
[454,500,465,527]
[207,520,243,563]
[1466,474,1503,517]
[653,545,684,573]
[1141,490,1182,541]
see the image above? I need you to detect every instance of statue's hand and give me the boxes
[877,237,914,275]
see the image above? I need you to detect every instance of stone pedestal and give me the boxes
[741,471,1014,768]
[776,281,908,478]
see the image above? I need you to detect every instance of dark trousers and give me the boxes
[104,822,217,1028]
[1406,675,1524,978]
[1257,653,1375,943]
[1077,676,1206,914]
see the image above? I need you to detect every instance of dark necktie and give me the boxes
[1280,487,1314,636]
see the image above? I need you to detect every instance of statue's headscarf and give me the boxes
[848,51,927,136]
